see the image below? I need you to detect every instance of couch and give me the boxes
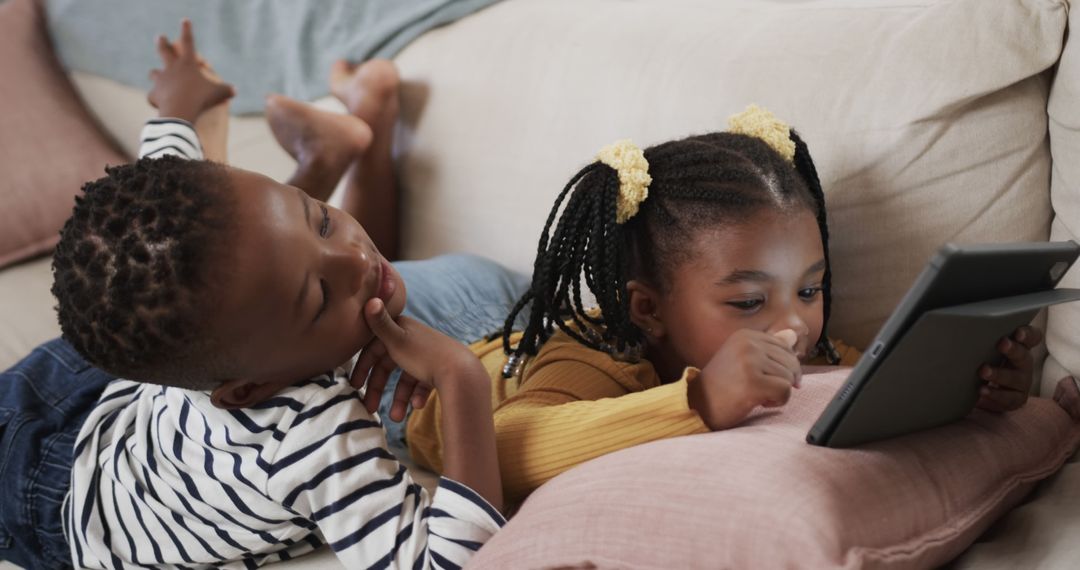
[3,0,1080,568]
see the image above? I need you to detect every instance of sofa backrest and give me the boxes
[68,0,1076,391]
[390,0,1068,355]
[1045,0,1080,394]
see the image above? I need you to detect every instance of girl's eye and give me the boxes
[727,298,763,311]
[799,287,823,300]
[319,205,331,238]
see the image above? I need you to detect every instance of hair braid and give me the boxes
[789,129,838,363]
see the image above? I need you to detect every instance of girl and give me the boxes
[403,106,1045,504]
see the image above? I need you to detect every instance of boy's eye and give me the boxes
[319,205,331,238]
[799,286,823,300]
[727,298,763,311]
[313,279,329,322]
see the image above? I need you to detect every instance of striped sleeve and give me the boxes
[267,384,504,569]
[138,118,204,160]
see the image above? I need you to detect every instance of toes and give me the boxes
[329,59,359,89]
[355,59,400,97]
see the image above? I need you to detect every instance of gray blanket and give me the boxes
[45,0,502,114]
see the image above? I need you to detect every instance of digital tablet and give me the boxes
[806,241,1080,448]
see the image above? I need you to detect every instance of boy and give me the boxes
[3,21,516,569]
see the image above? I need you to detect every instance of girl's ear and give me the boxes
[626,279,666,340]
[210,377,281,409]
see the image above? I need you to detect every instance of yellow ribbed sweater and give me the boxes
[406,330,862,504]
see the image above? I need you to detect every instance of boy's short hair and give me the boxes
[52,155,236,389]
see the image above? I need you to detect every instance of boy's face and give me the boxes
[649,209,826,371]
[209,167,406,396]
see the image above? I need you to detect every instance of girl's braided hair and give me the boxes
[501,129,835,371]
[51,155,236,389]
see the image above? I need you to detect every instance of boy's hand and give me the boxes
[147,19,235,124]
[975,325,1043,412]
[350,298,486,422]
[688,329,801,431]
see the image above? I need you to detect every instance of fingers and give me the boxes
[997,336,1032,371]
[773,329,797,349]
[978,335,1034,394]
[178,19,196,57]
[1053,376,1080,421]
[353,338,392,412]
[763,342,802,388]
[352,337,387,387]
[390,374,418,422]
[156,35,178,65]
[363,360,396,414]
[365,298,406,346]
[976,384,1029,412]
[411,385,432,409]
[756,373,794,408]
[1012,325,1043,350]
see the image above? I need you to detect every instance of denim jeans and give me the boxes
[0,253,530,568]
[378,254,531,449]
[0,339,116,569]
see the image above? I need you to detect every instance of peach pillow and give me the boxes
[0,0,127,269]
[469,367,1080,569]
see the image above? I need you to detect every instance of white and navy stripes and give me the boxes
[63,375,504,569]
[138,119,204,160]
[61,119,505,568]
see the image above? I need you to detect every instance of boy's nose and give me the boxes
[328,242,374,297]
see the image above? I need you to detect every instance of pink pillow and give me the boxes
[470,367,1080,569]
[0,0,127,269]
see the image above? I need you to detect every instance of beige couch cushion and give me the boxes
[0,257,60,370]
[1044,1,1080,395]
[391,0,1067,354]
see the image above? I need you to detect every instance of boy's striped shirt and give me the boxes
[63,375,504,569]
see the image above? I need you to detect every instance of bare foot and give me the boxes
[265,94,373,202]
[329,59,400,132]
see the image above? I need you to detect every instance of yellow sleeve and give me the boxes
[406,334,708,504]
[494,358,708,503]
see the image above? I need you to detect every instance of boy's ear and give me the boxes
[210,377,279,409]
[626,279,666,339]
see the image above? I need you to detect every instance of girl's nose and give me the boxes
[771,308,810,339]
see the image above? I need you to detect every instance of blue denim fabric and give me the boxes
[0,339,116,570]
[378,254,531,450]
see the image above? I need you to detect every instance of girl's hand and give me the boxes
[688,329,801,431]
[975,325,1043,412]
[1053,376,1080,420]
[350,298,484,422]
[147,19,235,124]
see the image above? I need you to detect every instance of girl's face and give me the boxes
[643,208,825,375]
